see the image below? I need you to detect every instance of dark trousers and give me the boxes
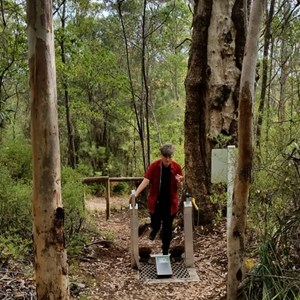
[150,210,175,255]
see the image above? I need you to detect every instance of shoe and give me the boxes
[149,230,157,240]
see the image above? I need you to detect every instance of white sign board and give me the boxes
[211,146,237,242]
[211,148,228,183]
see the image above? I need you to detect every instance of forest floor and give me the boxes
[74,196,228,300]
[0,196,228,299]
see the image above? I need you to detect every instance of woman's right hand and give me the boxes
[129,192,137,204]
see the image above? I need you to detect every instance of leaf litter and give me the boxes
[0,196,227,299]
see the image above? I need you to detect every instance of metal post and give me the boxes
[227,145,236,241]
[184,194,194,267]
[129,190,140,269]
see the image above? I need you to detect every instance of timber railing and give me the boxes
[82,176,143,220]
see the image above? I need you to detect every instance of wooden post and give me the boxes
[81,176,143,220]
[105,177,110,220]
[82,176,143,184]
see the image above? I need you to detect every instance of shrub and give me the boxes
[0,234,32,261]
[0,164,32,238]
[0,139,88,260]
[61,166,86,242]
[0,139,32,183]
[111,181,129,195]
[0,138,32,236]
[244,208,300,299]
[85,182,106,197]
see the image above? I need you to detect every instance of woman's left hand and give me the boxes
[175,174,184,183]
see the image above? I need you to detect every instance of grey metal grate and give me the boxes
[139,262,190,280]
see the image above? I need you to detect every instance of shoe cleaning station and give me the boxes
[129,145,237,283]
[129,191,199,283]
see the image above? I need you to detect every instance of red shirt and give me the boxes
[144,159,183,215]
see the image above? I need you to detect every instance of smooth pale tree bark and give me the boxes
[227,0,265,299]
[184,0,246,224]
[27,0,69,298]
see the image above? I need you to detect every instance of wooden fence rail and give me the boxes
[82,176,144,219]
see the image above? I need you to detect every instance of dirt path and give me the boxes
[74,197,227,300]
[84,196,130,212]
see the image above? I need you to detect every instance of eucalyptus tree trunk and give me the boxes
[184,0,246,224]
[227,0,265,299]
[27,0,69,298]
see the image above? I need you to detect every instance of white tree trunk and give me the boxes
[227,0,265,299]
[27,0,69,298]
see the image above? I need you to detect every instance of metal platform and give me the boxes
[139,262,199,283]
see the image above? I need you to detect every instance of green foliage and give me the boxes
[0,0,28,131]
[61,166,86,242]
[0,140,32,237]
[0,139,90,260]
[78,142,108,175]
[0,100,14,127]
[85,183,106,197]
[0,5,297,300]
[76,162,94,177]
[53,0,191,176]
[66,232,89,257]
[207,132,233,149]
[246,131,300,299]
[0,139,32,182]
[0,234,31,261]
[244,212,300,300]
[209,183,227,224]
[0,139,32,259]
[249,140,300,235]
[111,181,129,195]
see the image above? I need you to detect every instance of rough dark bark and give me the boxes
[184,0,246,224]
[184,0,213,224]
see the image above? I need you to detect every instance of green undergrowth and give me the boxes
[244,214,300,300]
[0,139,96,262]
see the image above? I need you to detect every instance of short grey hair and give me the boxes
[160,143,174,157]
